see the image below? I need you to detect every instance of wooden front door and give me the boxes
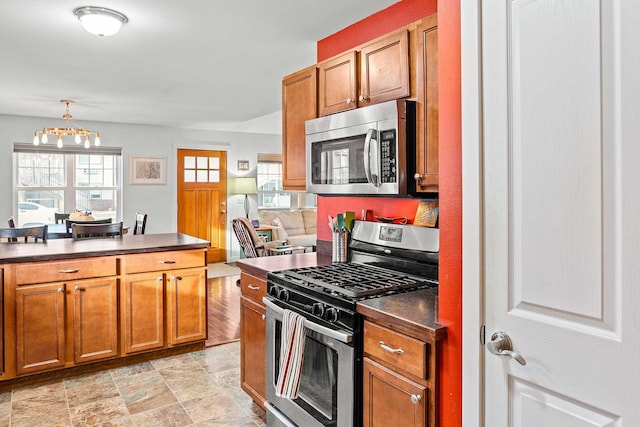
[177,149,227,263]
[477,0,639,425]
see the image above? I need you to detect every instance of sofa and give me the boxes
[258,209,317,248]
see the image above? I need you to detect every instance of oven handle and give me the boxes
[263,297,353,344]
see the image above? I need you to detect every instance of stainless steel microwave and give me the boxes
[305,99,416,195]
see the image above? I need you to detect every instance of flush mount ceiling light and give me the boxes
[73,6,128,37]
[33,100,101,149]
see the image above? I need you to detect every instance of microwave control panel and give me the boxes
[379,129,397,183]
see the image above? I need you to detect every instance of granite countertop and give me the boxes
[357,287,447,342]
[235,252,332,279]
[0,233,210,264]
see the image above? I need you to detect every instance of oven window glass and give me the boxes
[311,135,367,185]
[275,322,338,422]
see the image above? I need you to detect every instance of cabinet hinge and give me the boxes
[480,324,486,346]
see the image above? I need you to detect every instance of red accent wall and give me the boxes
[317,0,437,62]
[316,1,462,426]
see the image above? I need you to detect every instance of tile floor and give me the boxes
[0,342,266,426]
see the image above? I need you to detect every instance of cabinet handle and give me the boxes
[359,95,369,103]
[58,269,79,274]
[414,173,423,182]
[160,260,176,264]
[171,276,183,281]
[157,277,163,282]
[379,341,404,355]
[74,286,85,291]
[261,314,266,320]
[57,287,65,293]
[248,285,260,290]
[220,210,227,214]
[410,394,422,404]
[346,98,355,105]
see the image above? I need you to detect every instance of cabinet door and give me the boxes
[166,268,207,345]
[318,51,357,116]
[73,278,118,364]
[413,15,439,193]
[359,30,410,107]
[240,296,266,408]
[363,358,427,427]
[282,65,317,190]
[15,283,66,375]
[122,272,165,354]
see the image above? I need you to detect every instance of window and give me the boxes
[13,143,122,227]
[256,154,316,209]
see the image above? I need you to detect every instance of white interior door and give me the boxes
[480,0,640,426]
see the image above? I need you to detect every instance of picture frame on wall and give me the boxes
[237,160,249,171]
[130,155,167,185]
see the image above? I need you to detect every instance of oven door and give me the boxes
[263,297,355,427]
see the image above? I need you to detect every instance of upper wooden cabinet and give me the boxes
[282,65,317,190]
[318,29,410,116]
[412,15,439,193]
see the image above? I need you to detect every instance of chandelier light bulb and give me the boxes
[84,136,90,149]
[75,134,82,144]
[94,132,101,146]
[33,132,39,146]
[57,135,63,148]
[74,7,128,37]
[42,133,48,144]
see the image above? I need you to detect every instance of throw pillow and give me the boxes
[272,217,289,243]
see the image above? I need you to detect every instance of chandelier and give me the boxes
[33,100,101,149]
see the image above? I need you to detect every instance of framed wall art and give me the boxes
[130,155,167,184]
[237,160,249,171]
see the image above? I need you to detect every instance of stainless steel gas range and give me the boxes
[263,220,439,427]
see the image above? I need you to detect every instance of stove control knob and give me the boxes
[324,307,339,323]
[269,286,279,298]
[277,288,290,302]
[311,303,325,317]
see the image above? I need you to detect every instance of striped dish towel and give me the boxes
[275,309,307,399]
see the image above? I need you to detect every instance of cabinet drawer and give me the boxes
[124,249,205,273]
[240,272,267,304]
[363,320,428,380]
[16,257,118,285]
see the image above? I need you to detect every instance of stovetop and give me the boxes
[265,220,439,332]
[269,263,437,299]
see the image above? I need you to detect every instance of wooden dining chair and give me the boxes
[72,222,123,240]
[65,218,112,234]
[133,213,147,235]
[55,213,70,224]
[0,225,48,243]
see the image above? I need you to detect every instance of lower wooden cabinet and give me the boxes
[122,272,165,354]
[363,358,427,427]
[240,295,266,407]
[239,271,267,409]
[16,277,118,375]
[122,267,207,353]
[166,268,207,345]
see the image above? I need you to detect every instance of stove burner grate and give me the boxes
[276,263,435,298]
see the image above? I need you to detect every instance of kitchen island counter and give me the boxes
[0,233,210,384]
[0,233,209,263]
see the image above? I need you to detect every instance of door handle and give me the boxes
[486,331,526,365]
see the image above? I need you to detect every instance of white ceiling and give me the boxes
[0,0,396,131]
